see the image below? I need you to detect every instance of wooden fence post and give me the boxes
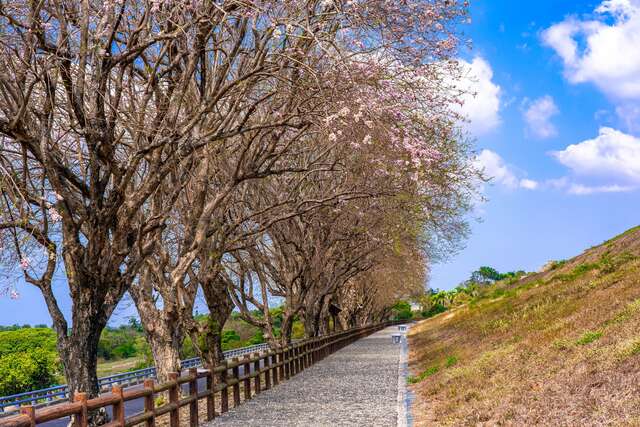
[272,353,279,386]
[188,368,198,427]
[264,352,271,390]
[143,379,156,427]
[168,372,179,427]
[304,343,310,369]
[206,370,215,421]
[290,347,296,376]
[20,406,35,427]
[231,359,240,407]
[73,393,88,427]
[220,361,229,413]
[278,350,285,381]
[112,386,125,427]
[284,347,291,380]
[243,355,251,401]
[253,357,261,394]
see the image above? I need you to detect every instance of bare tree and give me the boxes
[0,0,472,400]
[0,0,353,396]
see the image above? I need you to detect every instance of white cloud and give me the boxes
[520,179,539,190]
[552,127,640,182]
[474,149,538,190]
[550,127,640,193]
[542,0,640,127]
[455,57,502,136]
[567,183,635,195]
[523,95,559,139]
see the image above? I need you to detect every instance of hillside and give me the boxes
[408,226,640,426]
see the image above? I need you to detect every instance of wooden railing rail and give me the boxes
[0,321,402,427]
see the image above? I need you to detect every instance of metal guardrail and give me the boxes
[0,342,270,415]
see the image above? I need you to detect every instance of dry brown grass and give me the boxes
[409,226,640,426]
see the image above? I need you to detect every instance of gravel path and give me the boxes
[206,326,405,427]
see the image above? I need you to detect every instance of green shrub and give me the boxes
[422,304,447,319]
[221,330,243,350]
[0,349,59,396]
[392,301,413,320]
[180,336,197,359]
[0,328,57,356]
[291,321,306,340]
[98,327,146,361]
[548,260,567,271]
[248,330,265,345]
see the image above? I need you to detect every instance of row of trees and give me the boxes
[0,0,477,405]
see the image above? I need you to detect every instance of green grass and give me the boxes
[576,330,603,346]
[97,356,147,377]
[555,263,599,282]
[408,366,439,384]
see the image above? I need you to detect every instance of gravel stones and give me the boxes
[206,326,403,427]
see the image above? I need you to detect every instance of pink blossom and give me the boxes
[19,257,30,270]
[50,208,62,222]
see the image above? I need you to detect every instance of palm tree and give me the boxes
[431,291,449,307]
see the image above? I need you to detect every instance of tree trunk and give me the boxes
[318,298,332,335]
[276,311,295,348]
[56,295,112,427]
[130,280,184,383]
[337,312,351,331]
[303,293,335,337]
[151,341,182,383]
[59,334,101,398]
[303,302,322,338]
[194,278,235,368]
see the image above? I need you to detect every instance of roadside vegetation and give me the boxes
[408,225,640,425]
[0,309,305,396]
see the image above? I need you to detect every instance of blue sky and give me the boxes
[431,0,640,290]
[2,0,640,324]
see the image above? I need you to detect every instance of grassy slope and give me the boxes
[408,226,640,426]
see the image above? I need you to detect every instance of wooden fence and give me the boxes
[0,322,399,427]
